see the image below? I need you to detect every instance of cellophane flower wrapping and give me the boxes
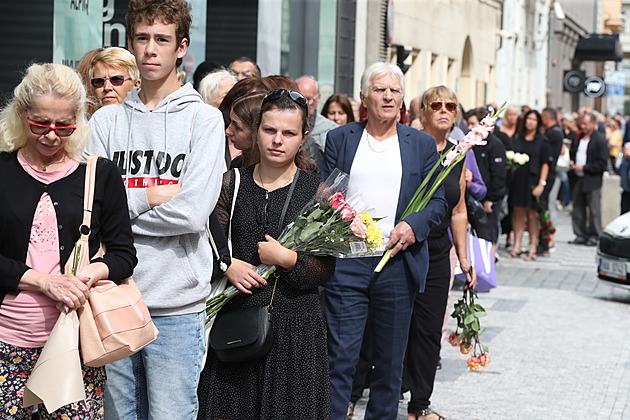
[206,169,384,321]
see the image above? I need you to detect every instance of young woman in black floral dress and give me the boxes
[197,89,335,420]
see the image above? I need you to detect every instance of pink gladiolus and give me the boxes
[329,192,346,209]
[350,216,368,238]
[341,204,357,221]
[481,115,497,126]
[442,150,459,166]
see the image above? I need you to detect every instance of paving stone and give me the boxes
[349,210,630,419]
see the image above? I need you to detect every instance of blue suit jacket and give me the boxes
[321,120,447,292]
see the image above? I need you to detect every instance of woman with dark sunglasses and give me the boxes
[197,89,335,419]
[0,63,137,418]
[402,85,477,420]
[88,47,140,108]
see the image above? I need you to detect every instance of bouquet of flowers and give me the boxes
[374,103,507,272]
[448,286,490,370]
[505,150,530,171]
[206,169,383,321]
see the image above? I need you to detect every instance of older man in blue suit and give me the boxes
[321,62,447,420]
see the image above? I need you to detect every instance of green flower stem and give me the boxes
[375,104,507,273]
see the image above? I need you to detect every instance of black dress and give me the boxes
[197,166,335,420]
[509,134,551,209]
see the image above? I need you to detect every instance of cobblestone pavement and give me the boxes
[351,209,630,420]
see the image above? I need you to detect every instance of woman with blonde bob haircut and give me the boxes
[89,47,141,107]
[405,85,475,420]
[0,63,137,419]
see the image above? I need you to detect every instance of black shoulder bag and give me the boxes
[210,169,301,363]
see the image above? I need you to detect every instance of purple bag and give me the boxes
[467,233,497,292]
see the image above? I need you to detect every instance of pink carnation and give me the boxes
[350,216,368,238]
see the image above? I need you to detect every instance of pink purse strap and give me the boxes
[79,155,99,240]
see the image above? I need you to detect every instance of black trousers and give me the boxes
[403,235,452,413]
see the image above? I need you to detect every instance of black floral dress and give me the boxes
[197,165,335,420]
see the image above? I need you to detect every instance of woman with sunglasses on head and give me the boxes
[197,89,335,420]
[89,47,141,108]
[505,109,551,261]
[403,86,476,420]
[0,63,137,419]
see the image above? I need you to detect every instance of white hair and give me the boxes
[198,69,237,106]
[360,61,404,97]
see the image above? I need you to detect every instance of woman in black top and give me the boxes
[404,86,475,420]
[507,110,551,261]
[197,90,335,419]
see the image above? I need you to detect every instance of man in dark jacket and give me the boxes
[541,107,564,249]
[569,112,609,246]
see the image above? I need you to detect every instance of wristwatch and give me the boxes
[539,180,547,186]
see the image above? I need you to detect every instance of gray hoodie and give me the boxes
[89,83,225,316]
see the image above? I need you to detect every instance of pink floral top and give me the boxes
[0,151,79,348]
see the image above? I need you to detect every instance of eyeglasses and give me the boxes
[262,89,308,110]
[26,112,76,137]
[90,75,132,88]
[429,101,457,112]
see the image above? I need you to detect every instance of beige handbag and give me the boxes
[67,155,158,367]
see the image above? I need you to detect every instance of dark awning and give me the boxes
[574,33,623,62]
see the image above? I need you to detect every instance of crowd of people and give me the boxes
[0,0,627,419]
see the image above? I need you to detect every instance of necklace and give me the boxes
[257,165,296,192]
[21,150,68,172]
[366,133,396,153]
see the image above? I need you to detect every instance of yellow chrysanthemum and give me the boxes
[87,383,94,391]
[12,357,22,364]
[9,406,18,415]
[359,212,383,249]
[0,375,6,383]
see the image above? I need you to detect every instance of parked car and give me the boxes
[597,212,630,289]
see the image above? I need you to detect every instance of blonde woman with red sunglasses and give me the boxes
[0,63,136,419]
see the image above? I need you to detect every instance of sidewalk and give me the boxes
[351,209,630,419]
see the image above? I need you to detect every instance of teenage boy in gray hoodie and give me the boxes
[89,0,224,418]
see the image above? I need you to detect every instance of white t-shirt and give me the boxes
[576,137,590,176]
[349,130,402,251]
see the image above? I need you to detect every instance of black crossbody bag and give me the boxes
[210,169,300,363]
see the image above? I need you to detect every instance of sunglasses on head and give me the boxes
[263,89,308,110]
[90,75,132,88]
[429,101,457,112]
[26,112,76,137]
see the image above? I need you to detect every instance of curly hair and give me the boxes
[0,63,89,161]
[126,0,192,67]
